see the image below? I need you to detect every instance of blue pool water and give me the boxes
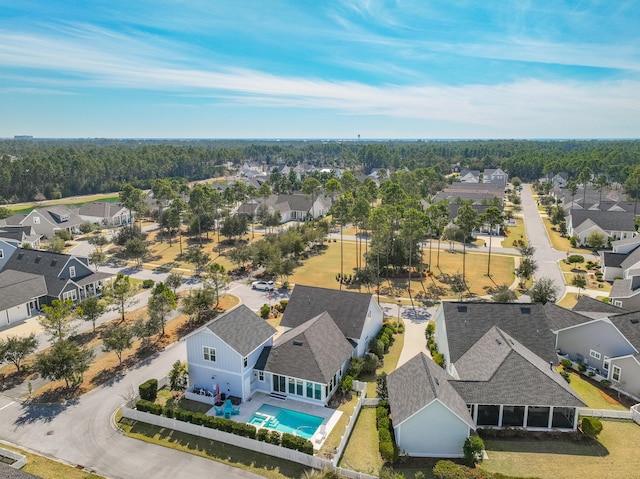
[247,404,323,439]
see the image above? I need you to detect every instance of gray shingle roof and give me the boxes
[602,252,627,268]
[0,270,47,310]
[205,304,276,356]
[0,463,42,479]
[452,327,585,407]
[442,302,557,365]
[3,249,71,298]
[544,303,594,330]
[280,285,372,341]
[621,245,640,271]
[570,209,635,233]
[78,201,125,218]
[256,311,354,383]
[612,235,640,249]
[573,295,627,315]
[610,279,636,299]
[387,353,474,428]
[608,311,640,351]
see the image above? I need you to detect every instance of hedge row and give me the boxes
[139,379,158,401]
[134,400,313,454]
[376,402,397,464]
[433,460,539,479]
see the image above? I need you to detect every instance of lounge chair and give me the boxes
[231,405,240,415]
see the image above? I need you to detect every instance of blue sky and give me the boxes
[1,1,639,139]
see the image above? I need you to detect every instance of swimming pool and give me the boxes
[246,404,323,440]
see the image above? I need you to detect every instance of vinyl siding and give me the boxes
[556,321,635,371]
[395,400,469,457]
[608,356,640,400]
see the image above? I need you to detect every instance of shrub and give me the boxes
[135,399,154,412]
[567,254,584,265]
[256,428,269,442]
[376,372,388,400]
[259,304,271,319]
[463,436,485,466]
[347,356,364,379]
[280,433,313,454]
[362,352,379,374]
[231,422,257,439]
[340,375,353,394]
[425,323,435,342]
[560,358,573,369]
[163,406,175,418]
[138,379,158,401]
[600,379,611,388]
[581,417,603,438]
[372,339,385,359]
[142,279,155,289]
[432,352,445,368]
[432,460,469,479]
[266,430,282,445]
[383,325,395,336]
[559,370,571,383]
[578,364,587,372]
[279,299,289,311]
[379,441,398,464]
[377,415,390,431]
[380,334,391,352]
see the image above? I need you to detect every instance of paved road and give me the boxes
[0,342,262,479]
[520,184,567,298]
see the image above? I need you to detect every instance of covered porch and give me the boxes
[469,403,579,430]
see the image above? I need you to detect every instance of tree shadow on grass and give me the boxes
[124,422,307,478]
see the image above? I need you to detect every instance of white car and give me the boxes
[251,280,275,291]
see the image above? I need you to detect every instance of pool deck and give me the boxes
[205,392,342,449]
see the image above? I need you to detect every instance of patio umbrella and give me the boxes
[215,383,221,402]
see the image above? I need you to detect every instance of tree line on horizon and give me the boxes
[1,138,639,203]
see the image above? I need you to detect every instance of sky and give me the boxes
[1,1,639,139]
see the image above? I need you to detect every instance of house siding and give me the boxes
[0,241,16,270]
[608,356,640,400]
[395,400,469,457]
[60,258,92,280]
[1,303,30,325]
[357,298,384,357]
[615,294,640,312]
[187,330,244,399]
[433,307,453,375]
[556,321,636,371]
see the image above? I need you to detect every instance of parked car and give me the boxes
[251,280,275,291]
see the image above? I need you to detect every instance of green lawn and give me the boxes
[0,443,105,479]
[565,370,628,410]
[481,420,640,479]
[338,408,383,475]
[501,218,527,248]
[118,417,308,479]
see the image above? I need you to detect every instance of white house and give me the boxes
[78,201,131,226]
[185,286,383,407]
[567,209,635,246]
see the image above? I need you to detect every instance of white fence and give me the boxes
[0,447,26,469]
[578,408,632,420]
[630,404,640,426]
[122,407,329,469]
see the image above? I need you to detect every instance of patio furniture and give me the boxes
[213,405,224,416]
[223,399,234,418]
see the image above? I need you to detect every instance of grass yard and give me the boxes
[338,408,383,475]
[317,395,359,459]
[0,442,105,479]
[557,294,579,309]
[7,193,121,215]
[290,240,515,300]
[363,326,404,397]
[501,218,527,248]
[565,370,627,410]
[118,418,307,479]
[541,217,593,254]
[559,260,611,292]
[481,420,640,479]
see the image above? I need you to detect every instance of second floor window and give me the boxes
[203,346,216,362]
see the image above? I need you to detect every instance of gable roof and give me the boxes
[280,285,373,341]
[255,311,354,383]
[78,201,126,218]
[2,248,76,297]
[602,252,627,269]
[607,311,640,351]
[544,302,595,330]
[570,209,635,233]
[442,302,556,365]
[387,352,474,428]
[451,327,584,407]
[621,245,640,271]
[610,278,640,299]
[0,270,47,310]
[205,304,276,356]
[573,295,627,315]
[0,463,42,479]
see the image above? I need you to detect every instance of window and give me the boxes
[306,381,313,398]
[33,216,40,224]
[62,290,77,301]
[203,346,216,362]
[258,371,264,381]
[0,249,3,258]
[603,356,610,371]
[614,300,623,308]
[243,357,248,368]
[314,383,321,400]
[612,365,621,382]
[590,349,601,360]
[69,266,76,278]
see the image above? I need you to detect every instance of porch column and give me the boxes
[548,407,554,429]
[523,406,529,428]
[573,408,579,430]
[498,405,504,427]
